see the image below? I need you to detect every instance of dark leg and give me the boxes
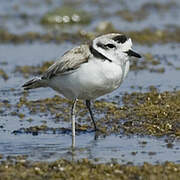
[86,100,97,131]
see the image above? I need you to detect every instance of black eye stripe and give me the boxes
[105,44,116,48]
[113,35,127,43]
[97,42,108,50]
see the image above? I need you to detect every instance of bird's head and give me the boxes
[91,33,141,63]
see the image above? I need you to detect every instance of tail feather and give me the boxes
[22,77,45,90]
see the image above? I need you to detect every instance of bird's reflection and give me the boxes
[69,130,104,162]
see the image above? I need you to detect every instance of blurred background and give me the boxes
[0,0,180,165]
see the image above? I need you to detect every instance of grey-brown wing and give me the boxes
[42,45,91,79]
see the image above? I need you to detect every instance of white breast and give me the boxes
[49,58,129,100]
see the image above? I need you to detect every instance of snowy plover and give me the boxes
[23,33,141,146]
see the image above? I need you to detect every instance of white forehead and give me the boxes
[94,33,122,43]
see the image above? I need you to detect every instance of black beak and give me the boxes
[126,50,141,58]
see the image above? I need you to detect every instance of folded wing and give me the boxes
[42,45,91,79]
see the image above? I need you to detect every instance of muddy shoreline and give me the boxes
[0,0,180,179]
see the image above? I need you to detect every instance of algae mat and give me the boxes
[0,0,180,179]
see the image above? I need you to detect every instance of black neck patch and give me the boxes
[113,35,127,44]
[89,45,112,62]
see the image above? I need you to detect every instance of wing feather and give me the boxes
[42,45,91,79]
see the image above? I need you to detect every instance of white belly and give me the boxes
[49,59,129,100]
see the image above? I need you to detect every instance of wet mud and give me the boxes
[0,0,180,179]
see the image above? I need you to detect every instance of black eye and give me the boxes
[105,44,116,48]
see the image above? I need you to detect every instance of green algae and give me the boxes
[130,53,165,73]
[0,30,84,44]
[0,27,180,45]
[15,61,54,78]
[12,124,91,135]
[41,6,91,25]
[117,9,148,22]
[0,100,11,109]
[0,158,179,180]
[12,88,180,138]
[121,89,180,137]
[0,69,9,80]
[127,28,180,46]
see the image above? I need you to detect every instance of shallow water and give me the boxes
[0,0,180,165]
[1,131,180,164]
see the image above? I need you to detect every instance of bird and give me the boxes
[22,33,141,147]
